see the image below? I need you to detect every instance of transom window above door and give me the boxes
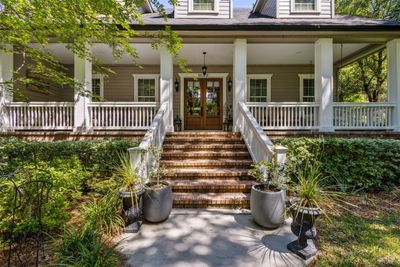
[247,74,272,102]
[133,74,159,102]
[299,74,315,102]
[292,0,319,12]
[192,0,216,11]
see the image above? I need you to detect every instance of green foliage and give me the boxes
[336,0,400,20]
[275,138,400,192]
[0,138,138,192]
[335,0,399,102]
[116,151,144,192]
[0,157,88,237]
[55,225,119,267]
[249,152,290,190]
[0,0,185,96]
[82,192,125,236]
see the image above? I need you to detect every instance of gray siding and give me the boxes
[175,0,232,19]
[13,54,74,102]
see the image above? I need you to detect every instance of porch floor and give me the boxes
[117,209,311,267]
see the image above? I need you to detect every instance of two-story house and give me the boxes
[1,0,400,207]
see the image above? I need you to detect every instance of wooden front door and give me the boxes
[184,78,223,130]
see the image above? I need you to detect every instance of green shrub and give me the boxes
[276,138,400,192]
[55,225,119,267]
[0,157,88,237]
[0,138,138,192]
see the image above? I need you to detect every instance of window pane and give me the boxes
[186,81,201,116]
[303,79,315,102]
[193,0,214,11]
[295,0,315,11]
[92,78,101,96]
[249,79,267,102]
[138,79,156,102]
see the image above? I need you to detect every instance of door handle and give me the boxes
[200,106,203,116]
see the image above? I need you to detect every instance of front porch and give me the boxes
[1,39,400,133]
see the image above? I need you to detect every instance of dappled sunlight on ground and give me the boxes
[117,209,307,267]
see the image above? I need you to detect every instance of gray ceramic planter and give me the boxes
[143,182,173,223]
[250,184,286,229]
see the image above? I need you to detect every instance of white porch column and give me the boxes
[0,45,13,131]
[73,48,91,132]
[159,45,174,132]
[233,39,247,131]
[315,38,334,132]
[387,39,400,132]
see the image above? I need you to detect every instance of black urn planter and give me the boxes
[119,188,145,233]
[143,182,173,223]
[250,184,286,229]
[287,202,322,260]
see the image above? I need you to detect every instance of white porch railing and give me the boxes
[6,102,74,130]
[88,102,158,130]
[238,102,275,162]
[247,102,320,130]
[128,102,169,179]
[333,103,396,130]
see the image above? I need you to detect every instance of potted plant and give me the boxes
[287,159,342,260]
[142,145,173,223]
[249,151,290,229]
[116,152,145,232]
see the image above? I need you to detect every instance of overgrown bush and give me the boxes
[0,157,88,237]
[276,138,400,192]
[0,138,138,192]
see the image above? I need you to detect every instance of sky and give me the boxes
[159,0,254,8]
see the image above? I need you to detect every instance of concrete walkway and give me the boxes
[117,209,309,267]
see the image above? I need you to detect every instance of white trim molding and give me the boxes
[132,74,160,102]
[247,74,273,102]
[92,74,104,99]
[178,72,229,130]
[298,74,315,102]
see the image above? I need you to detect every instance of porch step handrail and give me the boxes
[6,102,74,130]
[238,101,275,163]
[247,102,320,130]
[333,102,396,130]
[128,102,168,179]
[88,102,158,130]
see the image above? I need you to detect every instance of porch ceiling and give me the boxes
[37,43,371,66]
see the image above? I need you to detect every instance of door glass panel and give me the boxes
[206,81,220,116]
[186,80,201,116]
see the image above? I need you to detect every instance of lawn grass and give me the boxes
[317,194,400,266]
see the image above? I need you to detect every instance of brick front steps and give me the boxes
[161,131,254,209]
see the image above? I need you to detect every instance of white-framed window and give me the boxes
[247,74,273,102]
[299,74,315,102]
[189,0,218,12]
[291,0,320,12]
[133,74,159,102]
[92,74,104,100]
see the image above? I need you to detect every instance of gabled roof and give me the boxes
[129,8,400,31]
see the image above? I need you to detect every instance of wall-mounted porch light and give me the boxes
[175,78,180,92]
[228,78,233,92]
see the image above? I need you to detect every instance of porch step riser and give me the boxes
[162,132,253,209]
[172,193,250,209]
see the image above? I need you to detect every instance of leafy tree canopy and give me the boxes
[0,0,184,95]
[336,0,399,102]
